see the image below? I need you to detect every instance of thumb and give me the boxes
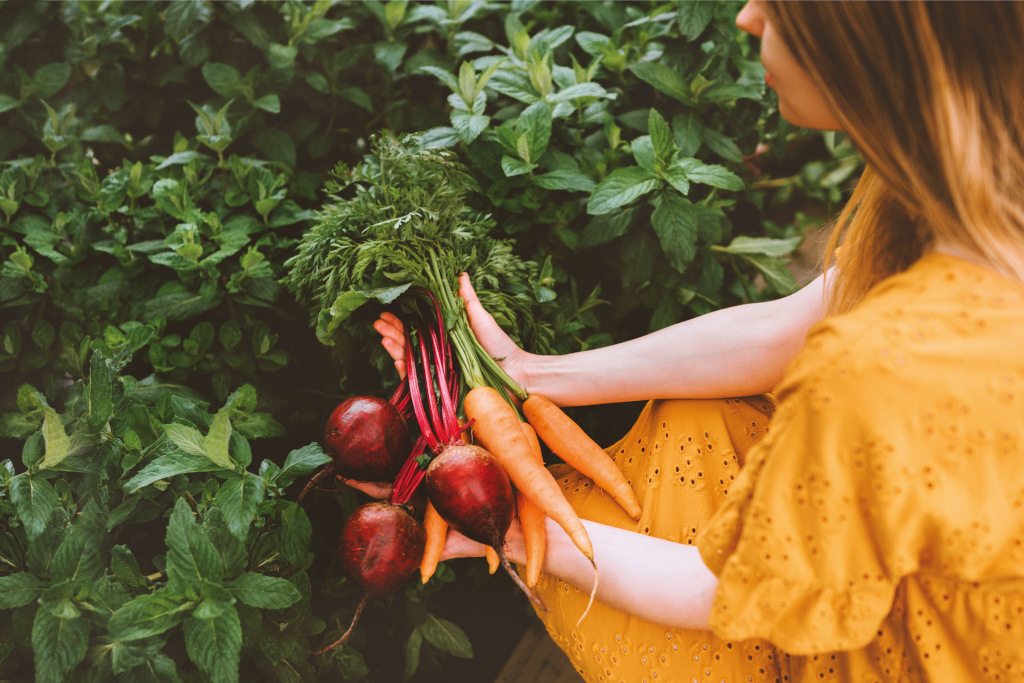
[458,272,503,341]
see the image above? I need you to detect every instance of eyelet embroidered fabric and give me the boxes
[529,254,1024,682]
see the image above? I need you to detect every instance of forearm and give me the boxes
[504,517,718,631]
[524,273,830,406]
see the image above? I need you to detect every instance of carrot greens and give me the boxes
[283,133,552,401]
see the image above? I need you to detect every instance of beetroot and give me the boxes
[313,501,426,656]
[425,444,546,611]
[337,501,426,596]
[425,445,513,546]
[324,395,410,482]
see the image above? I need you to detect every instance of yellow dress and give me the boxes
[532,253,1024,682]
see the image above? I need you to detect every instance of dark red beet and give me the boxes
[337,501,426,596]
[324,396,410,482]
[313,501,426,656]
[424,444,546,611]
[424,445,513,548]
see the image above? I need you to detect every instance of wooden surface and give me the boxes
[493,624,580,683]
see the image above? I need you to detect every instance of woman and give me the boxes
[372,2,1024,680]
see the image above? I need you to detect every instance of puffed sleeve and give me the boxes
[697,318,932,654]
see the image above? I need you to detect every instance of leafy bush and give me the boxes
[0,1,859,681]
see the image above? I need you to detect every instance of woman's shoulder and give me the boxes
[780,253,1024,399]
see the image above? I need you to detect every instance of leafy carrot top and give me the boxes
[282,133,556,376]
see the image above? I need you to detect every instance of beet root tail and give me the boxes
[311,593,370,656]
[297,464,336,504]
[499,550,548,613]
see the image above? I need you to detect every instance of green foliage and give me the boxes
[415,0,813,340]
[0,345,320,682]
[0,1,861,680]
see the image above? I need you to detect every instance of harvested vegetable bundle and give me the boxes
[288,133,639,624]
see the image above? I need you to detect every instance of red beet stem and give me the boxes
[390,435,429,505]
[416,322,446,446]
[389,379,412,420]
[404,327,439,452]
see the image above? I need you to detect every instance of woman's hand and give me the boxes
[372,273,534,390]
[439,515,525,563]
[457,272,532,391]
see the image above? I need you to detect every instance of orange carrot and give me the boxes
[523,394,642,521]
[463,386,594,563]
[485,546,500,574]
[420,499,448,583]
[518,422,547,588]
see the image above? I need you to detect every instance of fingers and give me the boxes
[379,336,407,380]
[338,476,393,500]
[373,313,408,380]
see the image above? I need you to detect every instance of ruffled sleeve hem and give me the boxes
[708,556,897,655]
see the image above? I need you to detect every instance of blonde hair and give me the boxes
[762,1,1024,313]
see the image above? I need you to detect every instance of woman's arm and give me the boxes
[441,515,718,631]
[456,271,832,406]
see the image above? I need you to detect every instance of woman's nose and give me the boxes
[736,1,765,38]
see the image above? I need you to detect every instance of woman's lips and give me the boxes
[764,69,775,88]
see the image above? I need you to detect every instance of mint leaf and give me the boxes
[184,605,242,683]
[0,572,48,608]
[677,1,716,41]
[587,166,660,215]
[739,253,798,295]
[166,498,223,590]
[418,614,473,659]
[277,501,312,566]
[500,155,536,177]
[517,100,553,163]
[202,407,235,470]
[628,62,694,105]
[36,407,70,471]
[225,573,301,609]
[124,451,222,493]
[51,530,102,586]
[108,591,191,641]
[163,423,207,457]
[275,443,331,489]
[110,545,147,593]
[214,473,265,540]
[652,193,699,273]
[717,235,803,257]
[649,109,675,163]
[10,473,59,540]
[675,159,743,191]
[672,113,705,157]
[32,603,90,683]
[532,169,595,192]
[87,351,113,431]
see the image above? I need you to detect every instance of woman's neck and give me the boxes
[927,237,1022,281]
